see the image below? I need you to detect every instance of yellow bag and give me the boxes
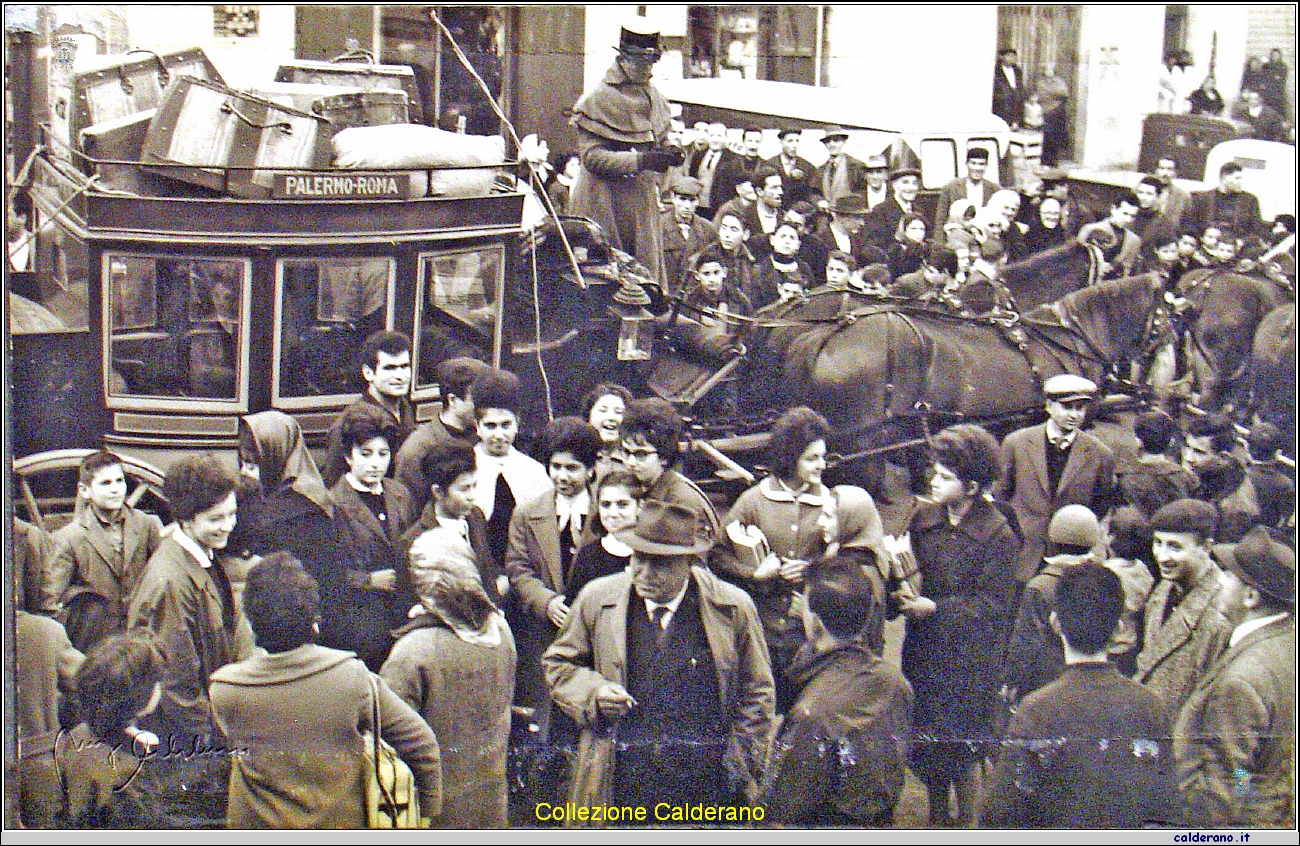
[363,674,421,829]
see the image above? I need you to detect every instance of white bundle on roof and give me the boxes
[332,124,505,198]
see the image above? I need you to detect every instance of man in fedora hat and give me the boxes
[660,174,717,295]
[569,18,682,286]
[862,165,923,253]
[812,126,869,211]
[810,193,879,271]
[543,500,775,814]
[998,374,1118,584]
[1174,525,1294,828]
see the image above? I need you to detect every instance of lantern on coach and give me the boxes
[610,278,654,361]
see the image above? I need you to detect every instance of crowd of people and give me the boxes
[1159,48,1294,144]
[11,18,1297,835]
[13,315,1297,829]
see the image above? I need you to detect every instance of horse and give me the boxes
[1178,268,1292,409]
[999,241,1104,311]
[755,274,1165,454]
[1249,302,1296,440]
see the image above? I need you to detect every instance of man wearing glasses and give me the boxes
[619,397,721,547]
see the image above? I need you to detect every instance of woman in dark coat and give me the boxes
[1188,74,1226,116]
[230,410,339,592]
[327,406,419,671]
[897,424,1019,828]
[382,537,516,829]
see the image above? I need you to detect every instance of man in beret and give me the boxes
[933,147,1002,232]
[1173,525,1294,828]
[1135,498,1232,711]
[543,500,774,815]
[998,374,1118,584]
[569,18,682,285]
[660,174,718,296]
[766,127,817,208]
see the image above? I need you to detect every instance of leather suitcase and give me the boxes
[275,52,422,123]
[313,90,410,135]
[53,47,222,166]
[142,76,331,198]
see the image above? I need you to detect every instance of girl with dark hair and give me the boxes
[720,405,851,711]
[565,469,645,600]
[210,552,443,829]
[327,405,420,671]
[580,381,634,476]
[1102,506,1157,676]
[887,213,930,279]
[897,423,1019,828]
[52,632,168,828]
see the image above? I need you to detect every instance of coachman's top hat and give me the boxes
[618,18,662,57]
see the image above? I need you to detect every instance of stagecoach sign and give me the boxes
[271,172,409,200]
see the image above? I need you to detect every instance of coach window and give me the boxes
[273,257,395,407]
[412,246,502,399]
[104,254,249,409]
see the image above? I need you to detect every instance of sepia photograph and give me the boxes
[4,3,1296,838]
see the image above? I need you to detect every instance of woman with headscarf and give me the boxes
[987,189,1030,260]
[381,538,515,829]
[943,199,978,244]
[1022,196,1069,257]
[230,411,340,635]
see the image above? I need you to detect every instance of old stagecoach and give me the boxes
[9,65,533,526]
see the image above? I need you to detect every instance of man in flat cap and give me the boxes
[543,500,774,817]
[861,155,891,212]
[1174,525,1294,829]
[661,174,717,296]
[569,18,682,285]
[1135,498,1232,711]
[766,127,817,208]
[998,374,1118,584]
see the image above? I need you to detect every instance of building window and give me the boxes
[687,5,827,86]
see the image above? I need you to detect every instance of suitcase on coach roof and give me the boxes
[275,50,423,123]
[52,47,223,167]
[313,90,411,135]
[142,75,332,198]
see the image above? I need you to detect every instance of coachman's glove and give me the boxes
[639,147,685,173]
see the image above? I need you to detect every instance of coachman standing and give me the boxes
[569,18,681,285]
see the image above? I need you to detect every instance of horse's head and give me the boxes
[1181,270,1291,407]
[1001,241,1101,311]
[1052,273,1164,362]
